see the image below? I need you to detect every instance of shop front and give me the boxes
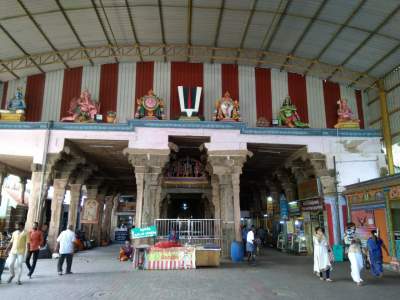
[344,174,400,265]
[298,179,325,255]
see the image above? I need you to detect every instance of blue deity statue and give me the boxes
[7,88,26,112]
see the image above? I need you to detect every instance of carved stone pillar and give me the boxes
[68,183,82,231]
[25,164,45,230]
[48,177,68,251]
[101,195,114,242]
[110,195,119,240]
[83,185,99,240]
[211,175,221,221]
[142,171,163,226]
[125,149,170,228]
[134,171,144,227]
[93,192,106,244]
[207,150,249,244]
[19,177,27,205]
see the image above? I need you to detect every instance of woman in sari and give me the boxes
[367,230,389,277]
[348,239,364,286]
[313,227,332,282]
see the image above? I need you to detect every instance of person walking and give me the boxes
[6,222,28,285]
[367,230,389,278]
[26,221,44,278]
[241,225,248,256]
[56,225,76,275]
[246,225,256,264]
[0,231,10,283]
[348,239,364,286]
[313,227,332,282]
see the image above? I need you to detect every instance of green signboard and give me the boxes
[131,225,157,239]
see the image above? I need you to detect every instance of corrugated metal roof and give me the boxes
[320,27,369,65]
[191,8,219,46]
[244,12,274,50]
[269,15,309,54]
[294,21,339,59]
[349,0,400,31]
[318,0,362,24]
[217,10,249,48]
[379,10,400,40]
[0,0,399,89]
[345,34,398,72]
[163,6,187,44]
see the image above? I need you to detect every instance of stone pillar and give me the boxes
[211,175,221,221]
[102,195,114,243]
[84,185,99,240]
[142,172,163,226]
[134,171,145,227]
[68,183,82,231]
[207,151,249,246]
[125,149,170,228]
[48,177,68,251]
[25,164,50,231]
[20,177,27,205]
[231,172,242,242]
[94,193,105,245]
[110,195,119,240]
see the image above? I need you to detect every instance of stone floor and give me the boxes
[0,245,399,300]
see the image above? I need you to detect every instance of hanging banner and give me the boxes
[280,194,289,220]
[145,246,196,270]
[80,199,99,224]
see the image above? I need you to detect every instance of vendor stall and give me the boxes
[132,225,221,270]
[344,174,400,265]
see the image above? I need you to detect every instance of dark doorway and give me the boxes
[166,193,205,219]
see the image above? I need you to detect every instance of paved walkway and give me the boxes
[0,245,399,300]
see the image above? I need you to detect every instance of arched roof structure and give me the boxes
[0,0,399,89]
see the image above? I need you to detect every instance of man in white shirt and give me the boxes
[246,225,256,264]
[56,225,76,275]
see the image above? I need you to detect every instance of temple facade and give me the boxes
[0,118,385,254]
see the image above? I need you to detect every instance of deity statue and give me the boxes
[277,96,309,128]
[7,88,26,112]
[334,98,360,129]
[165,157,205,178]
[61,89,100,122]
[135,89,165,120]
[0,88,26,121]
[213,91,240,122]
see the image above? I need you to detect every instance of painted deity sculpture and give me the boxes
[0,88,26,121]
[334,98,360,129]
[213,91,240,122]
[7,88,26,112]
[277,96,309,128]
[135,89,165,120]
[61,89,100,122]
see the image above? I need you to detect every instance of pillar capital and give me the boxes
[307,152,329,177]
[124,148,170,172]
[207,150,251,176]
[319,175,336,196]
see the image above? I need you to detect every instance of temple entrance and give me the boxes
[164,193,205,219]
[240,143,327,254]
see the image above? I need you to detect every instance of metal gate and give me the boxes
[154,218,222,248]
